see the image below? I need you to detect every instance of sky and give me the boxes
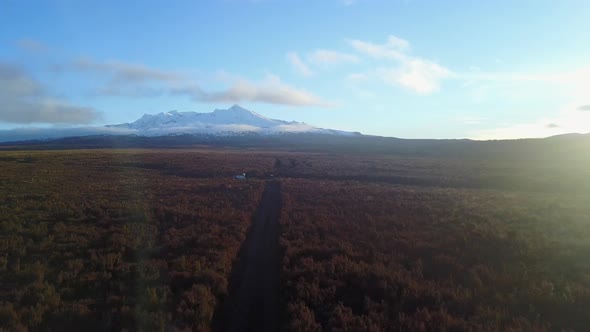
[1,0,590,139]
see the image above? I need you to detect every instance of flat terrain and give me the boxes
[0,148,589,331]
[218,181,281,332]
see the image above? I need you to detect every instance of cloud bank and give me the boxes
[348,35,452,94]
[0,61,99,124]
[290,35,451,94]
[173,75,331,107]
[74,58,185,84]
[198,75,332,106]
[0,122,344,142]
[67,58,330,107]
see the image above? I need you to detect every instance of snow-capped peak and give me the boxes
[108,105,359,136]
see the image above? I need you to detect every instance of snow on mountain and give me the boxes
[112,105,289,130]
[0,105,359,142]
[109,105,358,136]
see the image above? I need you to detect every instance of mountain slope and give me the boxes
[0,105,360,142]
[108,105,357,136]
[111,105,291,130]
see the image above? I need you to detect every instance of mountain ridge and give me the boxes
[0,105,360,142]
[110,105,292,130]
[107,105,354,136]
[0,105,587,143]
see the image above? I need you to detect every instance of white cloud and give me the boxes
[64,58,188,97]
[63,58,330,107]
[348,36,407,60]
[0,126,133,142]
[385,35,410,51]
[73,58,184,84]
[287,49,359,77]
[348,35,452,94]
[346,35,590,97]
[0,61,99,124]
[196,75,333,107]
[376,59,451,94]
[307,49,359,66]
[470,102,590,139]
[2,98,100,124]
[286,52,314,76]
[0,121,351,142]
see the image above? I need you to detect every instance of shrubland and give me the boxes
[276,154,590,331]
[0,149,269,331]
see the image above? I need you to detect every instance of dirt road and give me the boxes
[215,181,282,332]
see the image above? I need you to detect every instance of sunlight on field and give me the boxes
[472,104,590,140]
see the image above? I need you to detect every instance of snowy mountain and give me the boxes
[0,105,360,142]
[108,105,358,136]
[110,105,289,130]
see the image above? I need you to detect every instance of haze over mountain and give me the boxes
[114,105,292,130]
[0,105,359,142]
[1,104,587,163]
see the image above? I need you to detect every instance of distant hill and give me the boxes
[0,105,359,142]
[1,132,588,163]
[0,104,588,161]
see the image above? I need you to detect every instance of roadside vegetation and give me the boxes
[277,156,590,331]
[0,148,588,331]
[0,150,267,331]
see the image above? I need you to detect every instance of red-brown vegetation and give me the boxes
[0,149,269,331]
[1,148,589,331]
[278,175,590,331]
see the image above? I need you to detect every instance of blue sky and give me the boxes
[1,0,589,139]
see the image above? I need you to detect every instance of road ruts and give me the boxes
[214,181,282,332]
